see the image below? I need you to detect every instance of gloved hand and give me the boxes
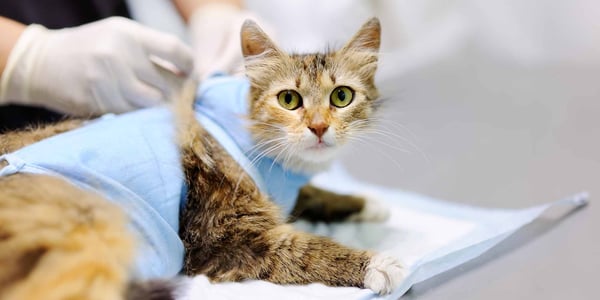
[0,17,194,116]
[189,3,275,79]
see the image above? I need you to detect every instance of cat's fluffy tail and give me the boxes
[0,174,180,300]
[127,279,181,300]
[173,78,202,143]
[0,174,133,300]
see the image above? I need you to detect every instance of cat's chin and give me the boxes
[281,158,333,175]
[277,147,338,175]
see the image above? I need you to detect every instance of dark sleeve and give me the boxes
[0,0,131,132]
[0,0,130,28]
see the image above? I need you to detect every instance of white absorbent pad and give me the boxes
[178,164,588,299]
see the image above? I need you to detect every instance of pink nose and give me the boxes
[308,123,329,138]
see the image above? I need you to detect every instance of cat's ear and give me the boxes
[240,20,281,58]
[341,17,381,53]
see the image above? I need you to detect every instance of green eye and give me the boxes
[330,86,354,108]
[277,90,303,110]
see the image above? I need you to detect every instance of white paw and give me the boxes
[346,195,390,222]
[364,253,406,295]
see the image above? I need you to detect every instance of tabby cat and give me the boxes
[0,18,404,300]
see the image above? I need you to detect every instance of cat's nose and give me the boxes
[308,123,329,138]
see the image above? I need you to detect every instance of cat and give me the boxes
[0,17,405,300]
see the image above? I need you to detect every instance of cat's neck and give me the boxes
[275,155,333,176]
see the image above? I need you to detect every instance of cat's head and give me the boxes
[241,18,381,174]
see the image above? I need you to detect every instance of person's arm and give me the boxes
[171,0,242,22]
[0,16,26,78]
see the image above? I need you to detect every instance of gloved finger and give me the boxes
[89,60,137,114]
[214,22,245,74]
[90,80,135,115]
[194,24,245,78]
[101,58,161,112]
[191,29,229,78]
[133,57,171,97]
[136,28,194,76]
[123,79,166,109]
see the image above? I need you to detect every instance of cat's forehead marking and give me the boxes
[319,69,336,88]
[329,72,336,85]
[293,53,334,84]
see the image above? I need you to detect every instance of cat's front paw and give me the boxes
[364,253,406,295]
[346,195,390,222]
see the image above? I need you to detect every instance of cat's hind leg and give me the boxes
[0,119,84,154]
[0,173,134,300]
[290,184,390,223]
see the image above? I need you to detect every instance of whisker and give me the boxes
[269,142,294,173]
[245,137,287,159]
[372,118,419,141]
[350,135,412,153]
[347,118,430,165]
[247,141,287,169]
[344,136,406,171]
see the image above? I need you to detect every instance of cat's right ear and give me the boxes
[240,20,281,58]
[341,17,381,54]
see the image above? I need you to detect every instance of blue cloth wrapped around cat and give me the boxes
[0,76,310,278]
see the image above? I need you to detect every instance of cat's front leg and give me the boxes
[258,224,406,294]
[183,218,405,294]
[290,184,390,223]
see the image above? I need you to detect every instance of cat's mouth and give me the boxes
[305,141,334,151]
[297,140,339,164]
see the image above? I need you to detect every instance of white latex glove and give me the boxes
[0,17,194,116]
[189,3,275,79]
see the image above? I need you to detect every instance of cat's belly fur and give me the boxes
[0,77,310,279]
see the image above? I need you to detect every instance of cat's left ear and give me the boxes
[341,17,381,54]
[240,20,282,58]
